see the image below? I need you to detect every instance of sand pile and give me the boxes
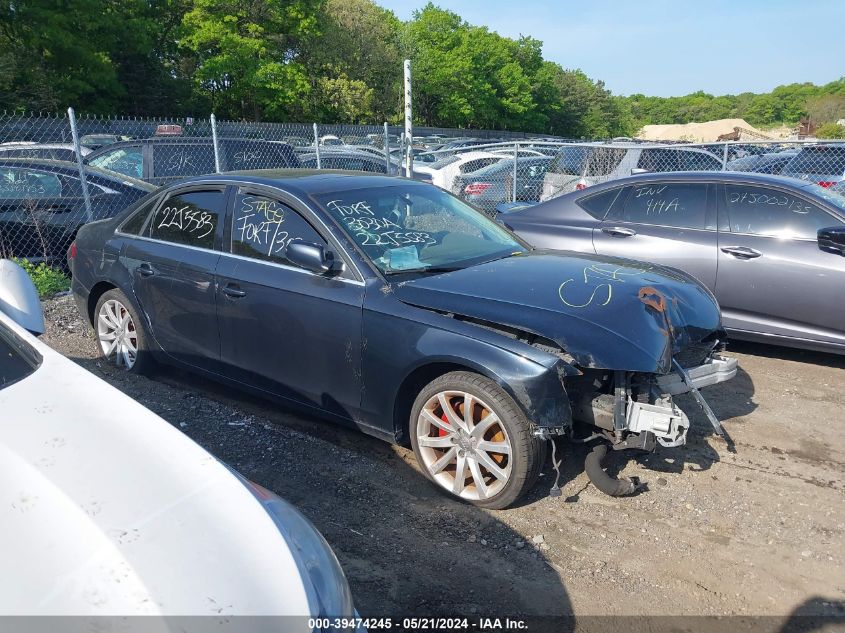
[637,118,773,142]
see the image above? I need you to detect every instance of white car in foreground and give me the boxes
[0,260,358,622]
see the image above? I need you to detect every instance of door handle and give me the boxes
[721,246,762,259]
[601,226,637,238]
[222,284,247,298]
[138,263,155,277]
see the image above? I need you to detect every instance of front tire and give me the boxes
[410,371,546,509]
[94,288,154,374]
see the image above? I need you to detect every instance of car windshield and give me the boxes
[0,320,40,391]
[315,185,524,275]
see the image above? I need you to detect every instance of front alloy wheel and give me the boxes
[416,390,513,501]
[410,371,546,509]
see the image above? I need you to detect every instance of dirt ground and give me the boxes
[40,294,845,626]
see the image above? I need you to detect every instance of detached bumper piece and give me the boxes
[656,355,738,396]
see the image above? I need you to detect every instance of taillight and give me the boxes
[464,182,492,196]
[818,181,836,188]
[575,178,588,191]
[69,241,77,259]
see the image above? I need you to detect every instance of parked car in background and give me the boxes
[69,171,735,509]
[456,156,552,214]
[780,143,845,188]
[415,151,505,193]
[501,171,845,354]
[0,159,155,262]
[0,143,91,162]
[319,134,344,146]
[85,138,300,185]
[298,149,399,174]
[0,259,359,618]
[541,143,723,200]
[80,133,133,149]
[726,150,799,175]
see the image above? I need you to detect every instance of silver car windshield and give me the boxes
[315,185,523,274]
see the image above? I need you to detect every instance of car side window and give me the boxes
[618,182,708,229]
[119,195,160,235]
[152,144,215,178]
[0,168,62,199]
[89,147,143,179]
[723,185,841,239]
[147,190,225,249]
[578,187,626,220]
[231,191,326,264]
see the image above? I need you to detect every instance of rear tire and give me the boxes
[410,371,546,509]
[94,288,155,374]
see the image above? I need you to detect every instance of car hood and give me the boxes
[393,250,723,373]
[0,317,312,618]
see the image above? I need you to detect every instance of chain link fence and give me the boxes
[1,110,843,262]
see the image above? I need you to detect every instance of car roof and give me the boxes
[186,169,422,195]
[570,170,826,192]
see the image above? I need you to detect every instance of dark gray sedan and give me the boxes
[500,172,845,354]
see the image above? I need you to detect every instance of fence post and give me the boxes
[313,122,321,169]
[721,142,729,170]
[512,141,519,202]
[403,59,413,178]
[67,107,92,223]
[210,113,221,173]
[383,122,390,175]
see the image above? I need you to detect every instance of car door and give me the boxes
[593,180,718,289]
[715,182,845,346]
[215,186,365,420]
[122,186,227,369]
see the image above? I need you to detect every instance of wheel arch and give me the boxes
[87,281,118,326]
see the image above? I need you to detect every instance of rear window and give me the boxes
[223,141,299,170]
[0,167,62,198]
[784,146,845,175]
[578,187,626,219]
[430,155,460,169]
[152,143,215,178]
[550,146,589,175]
[637,149,722,172]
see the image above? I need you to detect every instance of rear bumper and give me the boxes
[656,355,738,395]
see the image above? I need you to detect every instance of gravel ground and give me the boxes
[41,294,845,624]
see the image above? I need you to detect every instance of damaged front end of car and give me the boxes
[392,251,738,498]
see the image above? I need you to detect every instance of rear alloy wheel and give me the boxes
[95,289,153,374]
[410,372,546,509]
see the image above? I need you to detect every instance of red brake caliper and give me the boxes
[439,412,449,437]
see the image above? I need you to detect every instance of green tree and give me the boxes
[180,0,319,120]
[0,0,126,112]
[814,122,845,139]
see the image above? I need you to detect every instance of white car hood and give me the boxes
[0,314,311,618]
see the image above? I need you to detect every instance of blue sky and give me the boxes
[375,0,845,97]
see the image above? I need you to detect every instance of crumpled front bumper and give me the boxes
[656,355,738,396]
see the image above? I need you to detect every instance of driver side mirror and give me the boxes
[818,226,845,256]
[286,240,343,275]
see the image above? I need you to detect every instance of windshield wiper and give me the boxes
[383,265,463,276]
